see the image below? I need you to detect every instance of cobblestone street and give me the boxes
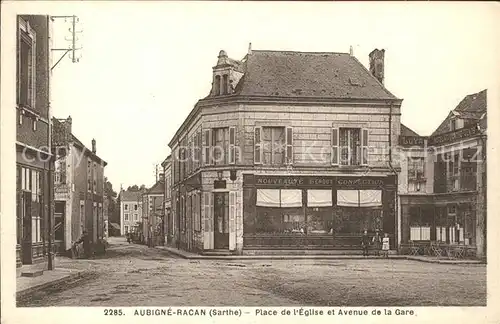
[18,238,486,307]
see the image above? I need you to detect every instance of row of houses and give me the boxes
[16,15,108,268]
[157,46,487,258]
[118,178,164,246]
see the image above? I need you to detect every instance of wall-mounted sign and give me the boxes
[214,180,227,189]
[428,124,480,146]
[399,136,426,147]
[246,175,391,189]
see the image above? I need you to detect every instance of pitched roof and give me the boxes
[120,190,143,202]
[145,180,164,195]
[431,89,487,136]
[233,50,399,100]
[400,124,421,137]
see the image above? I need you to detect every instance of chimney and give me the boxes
[248,42,252,55]
[369,49,385,84]
[91,138,96,154]
[349,45,353,56]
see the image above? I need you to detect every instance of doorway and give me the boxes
[21,190,32,264]
[213,192,229,249]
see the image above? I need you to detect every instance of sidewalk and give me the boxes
[16,258,93,300]
[156,246,484,264]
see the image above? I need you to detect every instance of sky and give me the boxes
[10,1,499,190]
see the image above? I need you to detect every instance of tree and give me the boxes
[104,177,119,224]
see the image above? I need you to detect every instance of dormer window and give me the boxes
[214,75,221,96]
[450,118,457,131]
[222,74,228,95]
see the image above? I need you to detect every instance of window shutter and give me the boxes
[331,128,339,165]
[254,127,262,164]
[361,128,369,165]
[229,127,236,164]
[285,127,293,164]
[203,129,212,166]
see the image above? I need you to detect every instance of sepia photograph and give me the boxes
[1,1,499,323]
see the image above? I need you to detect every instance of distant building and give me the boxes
[118,189,143,236]
[52,117,107,254]
[398,89,487,258]
[168,47,402,253]
[142,179,165,246]
[16,15,54,267]
[161,156,172,245]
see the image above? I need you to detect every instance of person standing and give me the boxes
[372,230,382,256]
[73,230,91,259]
[361,230,370,257]
[382,233,390,258]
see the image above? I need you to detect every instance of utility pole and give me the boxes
[50,15,82,70]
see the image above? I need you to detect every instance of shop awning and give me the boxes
[256,189,302,208]
[256,189,280,207]
[337,190,382,207]
[307,190,333,207]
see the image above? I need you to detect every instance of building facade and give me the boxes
[52,117,107,254]
[398,90,487,258]
[168,47,402,254]
[16,15,54,267]
[119,190,143,236]
[142,179,165,246]
[162,156,172,245]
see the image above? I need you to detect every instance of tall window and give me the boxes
[17,18,36,108]
[124,204,128,211]
[124,225,129,233]
[254,126,293,165]
[450,119,457,131]
[134,204,138,211]
[124,213,129,221]
[87,160,91,192]
[446,152,460,192]
[134,213,138,221]
[212,128,229,165]
[93,163,97,193]
[339,128,368,166]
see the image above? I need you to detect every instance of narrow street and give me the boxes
[18,238,486,307]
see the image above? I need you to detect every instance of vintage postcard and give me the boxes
[1,1,499,324]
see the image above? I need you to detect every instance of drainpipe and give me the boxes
[47,16,54,270]
[388,100,399,250]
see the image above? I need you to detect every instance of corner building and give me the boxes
[169,48,402,254]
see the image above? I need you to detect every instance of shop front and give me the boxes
[242,174,397,249]
[400,193,478,247]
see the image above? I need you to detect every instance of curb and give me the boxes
[16,270,93,300]
[156,246,484,264]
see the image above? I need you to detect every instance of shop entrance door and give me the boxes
[21,191,33,264]
[213,192,229,249]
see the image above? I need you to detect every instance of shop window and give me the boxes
[17,18,36,109]
[124,225,129,233]
[409,207,432,241]
[307,190,334,235]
